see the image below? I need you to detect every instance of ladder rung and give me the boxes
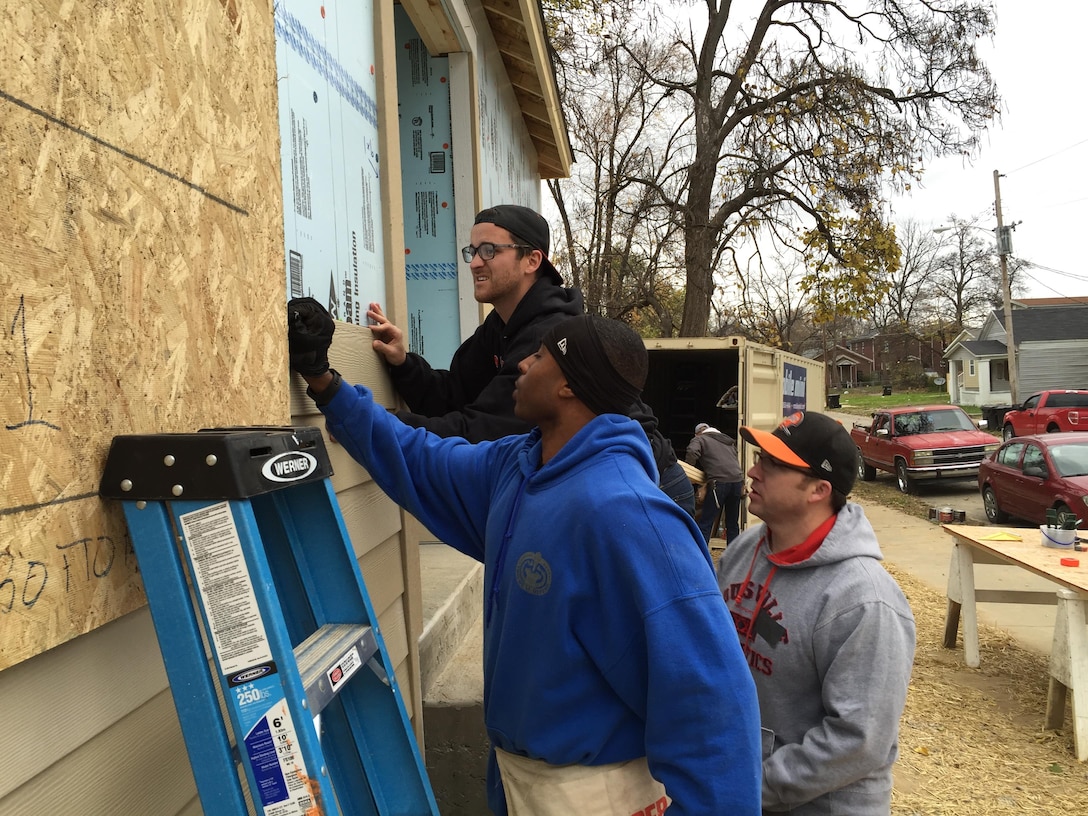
[296,623,379,714]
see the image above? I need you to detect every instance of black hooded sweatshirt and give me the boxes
[387,277,679,473]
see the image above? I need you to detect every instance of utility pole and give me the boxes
[993,169,1019,405]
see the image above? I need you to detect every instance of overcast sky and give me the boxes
[891,1,1088,299]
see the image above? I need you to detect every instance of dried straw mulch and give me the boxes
[888,563,1088,814]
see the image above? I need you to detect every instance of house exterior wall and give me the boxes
[1018,341,1088,394]
[0,0,556,811]
[964,360,979,389]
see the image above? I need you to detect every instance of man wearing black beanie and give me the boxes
[288,311,761,815]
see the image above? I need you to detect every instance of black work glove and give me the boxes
[287,297,335,376]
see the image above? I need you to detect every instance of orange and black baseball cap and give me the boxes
[740,411,856,496]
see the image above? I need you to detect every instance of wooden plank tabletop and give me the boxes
[942,524,1088,594]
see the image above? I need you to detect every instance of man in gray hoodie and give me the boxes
[716,410,916,814]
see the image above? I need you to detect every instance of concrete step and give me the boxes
[417,543,488,813]
[418,543,484,698]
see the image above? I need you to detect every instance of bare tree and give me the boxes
[606,1,1000,335]
[546,4,688,330]
[981,251,1030,308]
[931,216,999,333]
[867,218,944,332]
[732,254,815,352]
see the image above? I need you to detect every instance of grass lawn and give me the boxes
[830,385,979,417]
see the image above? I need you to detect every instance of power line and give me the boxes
[1008,137,1088,175]
[1019,268,1088,300]
[1021,260,1088,283]
[1025,194,1088,213]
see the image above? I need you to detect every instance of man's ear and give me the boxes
[807,478,833,505]
[524,248,544,276]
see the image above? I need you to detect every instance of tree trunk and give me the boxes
[680,152,719,336]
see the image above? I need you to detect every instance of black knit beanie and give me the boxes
[541,315,645,416]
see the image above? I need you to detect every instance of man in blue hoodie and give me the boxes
[716,411,916,815]
[289,306,761,814]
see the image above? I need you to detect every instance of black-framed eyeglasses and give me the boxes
[461,243,532,263]
[754,451,816,477]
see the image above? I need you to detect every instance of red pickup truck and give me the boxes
[1001,390,1088,440]
[851,405,999,494]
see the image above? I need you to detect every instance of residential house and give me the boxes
[1,2,569,813]
[944,299,1088,406]
[815,331,945,389]
[819,343,874,389]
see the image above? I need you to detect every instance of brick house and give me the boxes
[816,331,946,388]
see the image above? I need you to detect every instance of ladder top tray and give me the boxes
[99,426,332,501]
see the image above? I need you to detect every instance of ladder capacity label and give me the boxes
[241,692,320,816]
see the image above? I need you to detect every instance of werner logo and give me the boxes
[262,451,318,482]
[231,666,272,684]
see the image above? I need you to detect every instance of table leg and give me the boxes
[944,541,980,667]
[944,544,963,649]
[958,543,980,668]
[943,599,962,650]
[1051,589,1088,762]
[1046,677,1068,732]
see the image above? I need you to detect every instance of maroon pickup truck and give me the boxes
[1001,390,1088,440]
[851,405,999,494]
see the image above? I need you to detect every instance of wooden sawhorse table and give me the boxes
[941,524,1088,761]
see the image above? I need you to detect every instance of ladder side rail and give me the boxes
[335,667,444,812]
[121,500,249,815]
[170,497,341,816]
[273,480,441,812]
[253,486,381,814]
[250,490,320,646]
[267,481,387,620]
[319,698,383,815]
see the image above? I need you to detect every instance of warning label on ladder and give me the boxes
[180,502,274,675]
[242,696,320,815]
[179,502,317,815]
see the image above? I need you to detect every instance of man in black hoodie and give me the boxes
[294,204,694,515]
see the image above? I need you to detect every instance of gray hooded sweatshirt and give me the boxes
[716,502,916,814]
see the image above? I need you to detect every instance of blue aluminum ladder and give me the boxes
[99,427,439,815]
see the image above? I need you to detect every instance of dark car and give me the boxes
[978,432,1088,526]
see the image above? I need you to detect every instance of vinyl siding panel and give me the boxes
[1017,341,1088,394]
[0,691,198,816]
[0,608,167,797]
[0,609,193,814]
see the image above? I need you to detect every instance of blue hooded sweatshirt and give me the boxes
[319,382,761,814]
